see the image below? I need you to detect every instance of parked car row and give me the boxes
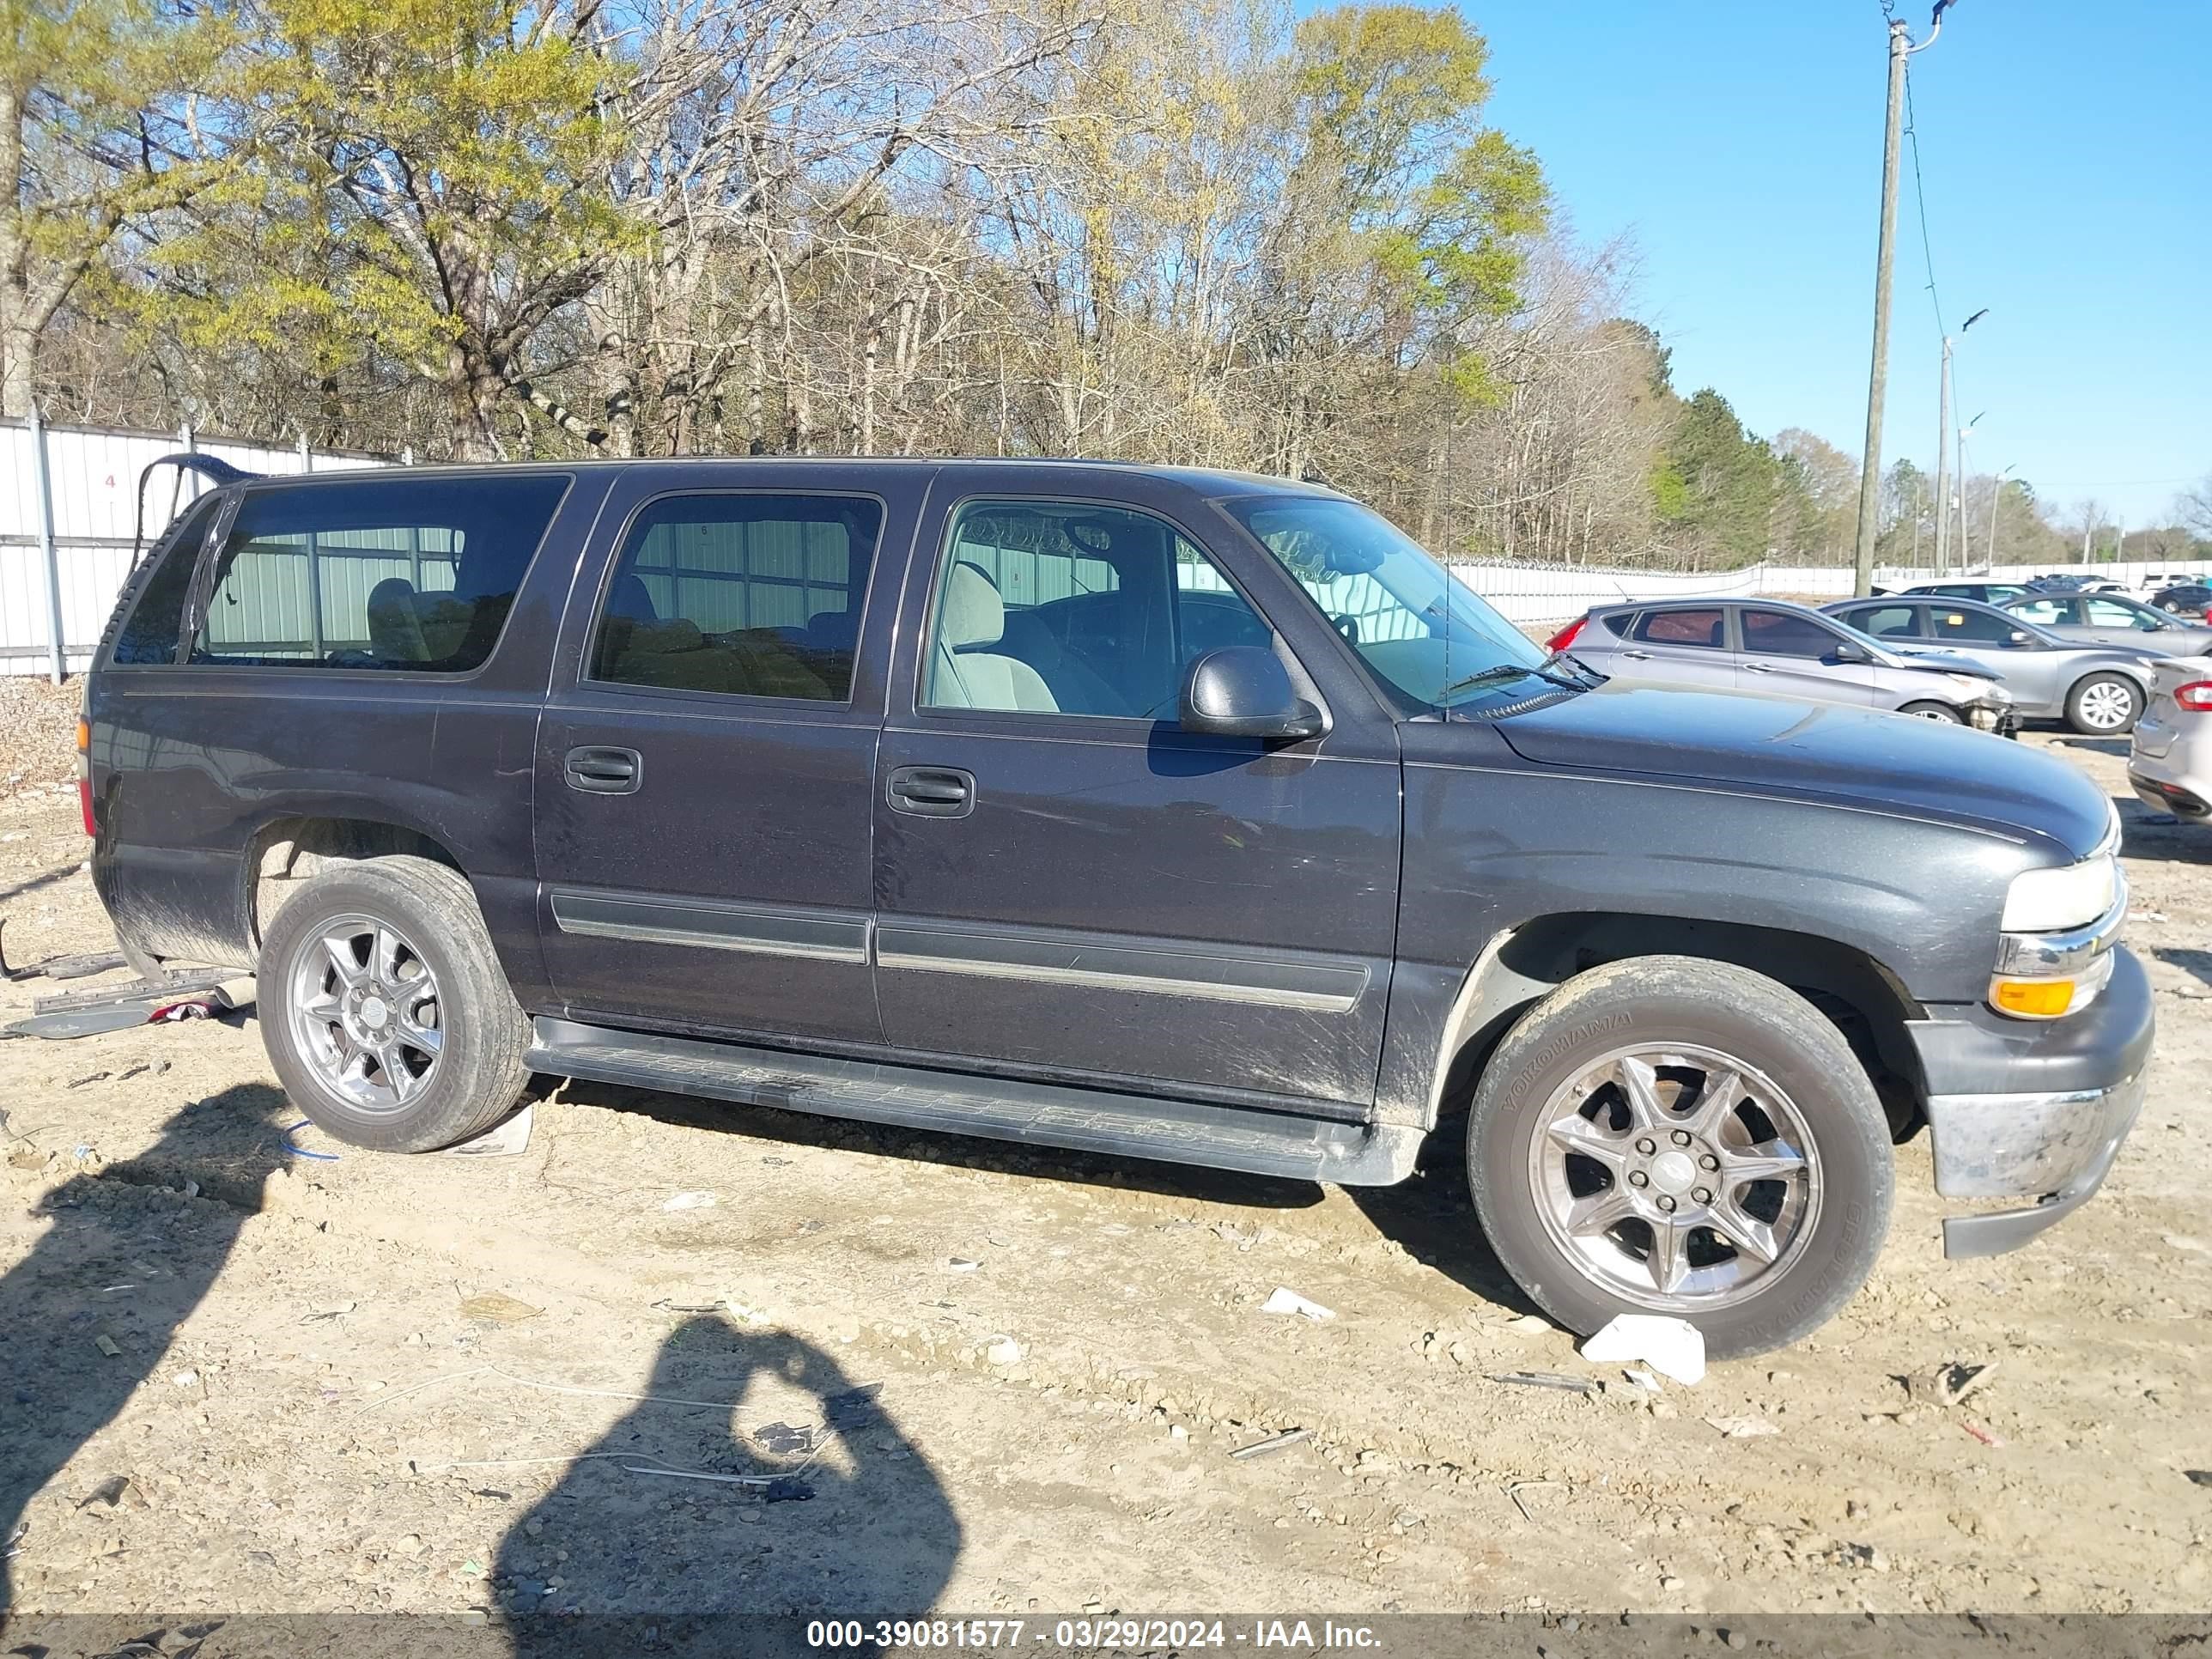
[1549,593,2159,735]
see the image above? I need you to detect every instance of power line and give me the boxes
[1902,58,1946,340]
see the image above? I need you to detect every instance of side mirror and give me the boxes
[2008,630,2035,647]
[1829,640,1872,665]
[1178,647,1324,741]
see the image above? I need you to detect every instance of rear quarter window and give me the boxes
[190,473,570,672]
[109,494,223,665]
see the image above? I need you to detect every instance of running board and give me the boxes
[528,1017,1420,1186]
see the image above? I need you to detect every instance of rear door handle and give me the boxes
[887,765,975,818]
[1742,661,1777,673]
[565,745,641,794]
[1620,650,1651,662]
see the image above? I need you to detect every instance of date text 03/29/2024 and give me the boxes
[805,1619,1384,1651]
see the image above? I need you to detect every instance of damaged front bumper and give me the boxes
[1908,945,2154,1259]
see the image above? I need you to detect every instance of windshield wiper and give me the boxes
[1441,654,1589,699]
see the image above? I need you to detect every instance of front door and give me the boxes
[1735,606,1881,705]
[871,485,1402,1111]
[534,467,910,1046]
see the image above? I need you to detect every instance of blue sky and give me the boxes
[1462,0,2211,529]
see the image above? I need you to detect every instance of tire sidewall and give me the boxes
[260,863,517,1152]
[1468,966,1893,1358]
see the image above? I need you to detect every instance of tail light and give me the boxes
[76,715,94,837]
[2173,681,2212,713]
[1546,617,1588,653]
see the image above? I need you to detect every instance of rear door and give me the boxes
[1612,606,1739,692]
[532,465,913,1046]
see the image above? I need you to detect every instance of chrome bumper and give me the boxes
[1925,1069,2146,1259]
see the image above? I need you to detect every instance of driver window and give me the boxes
[2083,599,2160,629]
[1740,609,1840,659]
[921,500,1267,720]
[1930,607,2020,644]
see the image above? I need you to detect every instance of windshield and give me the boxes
[1221,496,1550,709]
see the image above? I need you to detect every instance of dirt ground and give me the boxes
[0,718,2208,1632]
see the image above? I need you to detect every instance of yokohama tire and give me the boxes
[1466,956,1894,1358]
[259,855,532,1152]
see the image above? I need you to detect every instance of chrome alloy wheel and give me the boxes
[288,914,444,1113]
[1527,1045,1819,1308]
[2075,679,2137,732]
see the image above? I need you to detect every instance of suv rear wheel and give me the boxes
[260,855,532,1152]
[1467,956,1893,1358]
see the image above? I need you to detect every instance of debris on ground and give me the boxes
[1229,1428,1310,1461]
[2185,1471,2212,1488]
[1960,1420,2004,1449]
[1578,1315,1707,1386]
[1705,1416,1780,1439]
[986,1336,1024,1366]
[763,1476,816,1504]
[662,1190,717,1211]
[93,1334,121,1358]
[1936,1360,1999,1407]
[1622,1368,1663,1395]
[1260,1286,1336,1322]
[458,1291,544,1324]
[1491,1371,1598,1395]
[444,1107,533,1158]
[0,916,127,981]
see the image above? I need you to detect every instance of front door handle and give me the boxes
[1620,650,1651,661]
[887,765,975,818]
[1742,661,1778,673]
[566,745,641,794]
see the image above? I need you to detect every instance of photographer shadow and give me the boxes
[496,1316,959,1658]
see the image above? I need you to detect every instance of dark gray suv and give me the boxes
[80,459,2152,1357]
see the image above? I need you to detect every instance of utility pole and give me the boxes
[1986,464,2014,567]
[1933,337,1954,574]
[1851,6,1954,594]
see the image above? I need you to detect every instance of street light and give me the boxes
[1957,411,1987,568]
[1986,463,2016,573]
[1935,309,1990,575]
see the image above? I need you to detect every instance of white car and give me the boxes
[2129,656,2212,822]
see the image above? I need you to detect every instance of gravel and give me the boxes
[0,678,79,799]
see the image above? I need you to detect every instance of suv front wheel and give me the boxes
[260,855,533,1152]
[1467,956,1893,1358]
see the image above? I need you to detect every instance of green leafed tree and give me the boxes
[1,0,228,415]
[167,0,632,459]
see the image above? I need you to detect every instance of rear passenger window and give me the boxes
[112,495,221,665]
[1632,609,1726,649]
[2011,599,2070,626]
[191,475,568,672]
[589,494,884,702]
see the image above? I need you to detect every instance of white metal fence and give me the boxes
[4,412,2208,676]
[0,414,387,678]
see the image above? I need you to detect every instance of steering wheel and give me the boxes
[1332,613,1361,646]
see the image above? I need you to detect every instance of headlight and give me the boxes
[2000,852,2120,932]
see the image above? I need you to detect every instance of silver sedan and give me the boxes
[2002,590,2212,654]
[1823,596,2157,734]
[2130,657,2212,823]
